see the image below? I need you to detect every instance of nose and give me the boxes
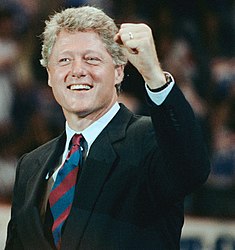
[71,59,87,78]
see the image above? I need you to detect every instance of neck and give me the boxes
[64,103,117,131]
[67,116,95,131]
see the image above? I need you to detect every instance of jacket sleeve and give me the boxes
[147,84,211,203]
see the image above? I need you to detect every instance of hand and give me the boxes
[114,23,166,89]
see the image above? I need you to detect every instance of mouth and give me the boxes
[67,84,93,91]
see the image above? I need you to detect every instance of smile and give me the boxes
[68,84,93,91]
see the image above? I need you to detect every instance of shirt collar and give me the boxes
[64,102,120,159]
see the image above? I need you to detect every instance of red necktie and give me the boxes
[49,134,83,249]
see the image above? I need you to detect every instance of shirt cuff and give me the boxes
[145,72,175,105]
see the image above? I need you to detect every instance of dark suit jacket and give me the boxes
[5,85,210,250]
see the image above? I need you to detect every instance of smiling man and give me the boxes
[46,30,124,130]
[5,6,210,250]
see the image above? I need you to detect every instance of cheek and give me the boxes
[94,67,116,86]
[49,67,67,84]
[49,72,66,99]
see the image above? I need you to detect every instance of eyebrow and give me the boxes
[57,49,104,57]
[83,50,104,57]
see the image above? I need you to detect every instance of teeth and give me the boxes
[70,84,91,90]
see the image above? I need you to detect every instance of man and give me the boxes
[5,6,210,250]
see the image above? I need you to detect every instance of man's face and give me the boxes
[47,30,124,126]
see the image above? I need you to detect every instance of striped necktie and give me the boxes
[49,133,83,249]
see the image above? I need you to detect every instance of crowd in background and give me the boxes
[0,0,234,218]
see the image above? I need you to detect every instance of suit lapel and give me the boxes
[61,105,133,249]
[17,132,66,250]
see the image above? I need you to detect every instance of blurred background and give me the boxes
[0,0,234,249]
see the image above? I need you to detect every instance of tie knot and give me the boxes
[72,134,83,146]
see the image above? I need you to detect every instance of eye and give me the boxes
[85,56,101,65]
[58,58,72,66]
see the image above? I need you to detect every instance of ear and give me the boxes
[114,65,124,85]
[46,68,52,87]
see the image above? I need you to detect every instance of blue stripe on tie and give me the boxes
[50,186,76,220]
[52,150,81,191]
[53,222,63,247]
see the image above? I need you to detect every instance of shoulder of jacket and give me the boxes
[20,132,65,161]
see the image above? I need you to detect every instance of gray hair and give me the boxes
[40,6,127,68]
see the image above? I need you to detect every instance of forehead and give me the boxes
[52,29,108,54]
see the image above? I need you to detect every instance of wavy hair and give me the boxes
[40,6,127,68]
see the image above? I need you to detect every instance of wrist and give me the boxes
[147,72,174,92]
